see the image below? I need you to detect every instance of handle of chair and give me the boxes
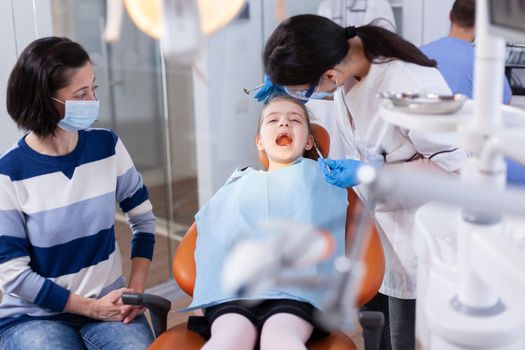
[122,293,172,338]
[359,310,385,350]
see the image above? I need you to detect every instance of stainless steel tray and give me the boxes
[378,92,467,114]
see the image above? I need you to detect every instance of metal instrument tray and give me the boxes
[378,92,467,114]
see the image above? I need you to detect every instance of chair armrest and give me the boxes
[122,293,171,338]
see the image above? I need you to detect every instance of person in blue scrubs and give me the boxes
[421,0,525,186]
[420,0,512,104]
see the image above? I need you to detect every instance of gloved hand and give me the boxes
[318,158,364,188]
[253,74,287,104]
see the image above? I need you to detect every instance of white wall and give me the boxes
[401,0,454,46]
[193,0,264,204]
[0,0,52,154]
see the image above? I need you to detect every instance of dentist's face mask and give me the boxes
[52,97,100,132]
[284,77,338,100]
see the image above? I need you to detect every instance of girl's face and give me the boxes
[256,99,314,171]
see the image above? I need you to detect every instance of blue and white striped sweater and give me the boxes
[0,128,155,329]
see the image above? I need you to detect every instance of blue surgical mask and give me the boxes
[308,90,336,99]
[53,98,100,132]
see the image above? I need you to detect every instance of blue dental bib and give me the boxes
[188,158,348,311]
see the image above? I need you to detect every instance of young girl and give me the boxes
[185,95,348,350]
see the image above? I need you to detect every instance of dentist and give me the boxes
[262,14,467,350]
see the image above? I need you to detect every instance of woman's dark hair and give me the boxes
[450,0,475,28]
[6,36,92,137]
[264,14,437,86]
[257,95,318,161]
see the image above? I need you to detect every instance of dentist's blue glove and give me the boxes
[253,74,287,104]
[318,158,364,188]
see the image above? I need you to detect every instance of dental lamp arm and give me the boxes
[479,133,525,173]
[103,0,124,42]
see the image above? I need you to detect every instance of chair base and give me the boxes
[148,323,357,350]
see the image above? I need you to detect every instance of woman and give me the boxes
[263,14,467,350]
[0,37,155,349]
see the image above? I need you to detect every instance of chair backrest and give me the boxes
[172,124,385,306]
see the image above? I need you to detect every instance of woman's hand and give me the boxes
[121,256,150,323]
[87,287,136,321]
[121,305,146,324]
[318,158,364,188]
[120,283,146,324]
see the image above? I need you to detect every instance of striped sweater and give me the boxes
[0,128,155,330]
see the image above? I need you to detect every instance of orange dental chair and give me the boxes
[124,124,385,350]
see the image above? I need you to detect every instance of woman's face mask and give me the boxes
[52,97,100,132]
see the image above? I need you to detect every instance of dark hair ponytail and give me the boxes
[356,23,436,67]
[264,14,436,86]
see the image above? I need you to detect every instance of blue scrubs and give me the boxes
[421,37,512,104]
[422,37,525,185]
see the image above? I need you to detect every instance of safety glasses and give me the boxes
[283,83,317,100]
[284,77,338,101]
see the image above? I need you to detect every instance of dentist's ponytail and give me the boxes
[355,24,436,67]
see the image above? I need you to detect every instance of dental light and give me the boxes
[104,0,246,39]
[103,0,246,64]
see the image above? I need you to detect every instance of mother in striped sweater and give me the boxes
[0,37,155,350]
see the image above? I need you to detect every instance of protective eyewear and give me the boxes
[284,77,338,100]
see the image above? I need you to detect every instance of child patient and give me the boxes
[186,95,348,350]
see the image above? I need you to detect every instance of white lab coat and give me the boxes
[348,60,467,299]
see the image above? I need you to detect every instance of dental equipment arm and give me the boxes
[222,221,335,297]
[103,0,124,42]
[357,165,525,217]
[479,132,525,173]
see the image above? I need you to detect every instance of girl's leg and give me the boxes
[202,313,257,350]
[259,313,313,350]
